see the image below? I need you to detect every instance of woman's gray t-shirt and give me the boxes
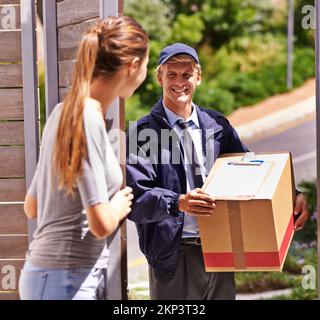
[27,102,123,269]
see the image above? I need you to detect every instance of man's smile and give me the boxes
[172,87,188,94]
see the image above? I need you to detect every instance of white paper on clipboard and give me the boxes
[205,161,271,198]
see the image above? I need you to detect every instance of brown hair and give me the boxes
[157,54,201,76]
[54,16,148,194]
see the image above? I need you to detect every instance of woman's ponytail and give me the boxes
[53,27,100,194]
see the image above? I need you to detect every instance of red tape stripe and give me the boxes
[203,215,294,268]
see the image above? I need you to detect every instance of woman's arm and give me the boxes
[86,186,133,239]
[24,193,37,219]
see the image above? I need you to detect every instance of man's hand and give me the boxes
[294,192,309,231]
[179,188,215,216]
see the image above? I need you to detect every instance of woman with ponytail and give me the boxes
[19,16,149,300]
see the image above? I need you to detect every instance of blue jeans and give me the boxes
[19,261,107,300]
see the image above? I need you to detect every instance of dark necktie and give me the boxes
[176,120,204,189]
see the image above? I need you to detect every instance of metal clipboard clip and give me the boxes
[227,152,264,166]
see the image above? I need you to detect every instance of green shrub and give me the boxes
[294,0,315,48]
[218,72,268,107]
[194,82,235,115]
[293,47,315,83]
[169,13,205,45]
[293,180,317,244]
[253,64,287,96]
[38,61,46,135]
[272,286,318,300]
[283,253,302,275]
[125,95,151,128]
[235,272,299,293]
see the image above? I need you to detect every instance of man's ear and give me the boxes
[157,70,163,86]
[196,72,201,86]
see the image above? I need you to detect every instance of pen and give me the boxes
[227,160,264,166]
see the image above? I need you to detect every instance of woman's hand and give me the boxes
[86,187,134,239]
[110,186,134,222]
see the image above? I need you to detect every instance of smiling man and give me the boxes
[126,43,308,300]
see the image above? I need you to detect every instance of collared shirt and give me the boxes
[163,102,206,238]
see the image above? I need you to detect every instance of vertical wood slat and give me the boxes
[100,0,117,19]
[99,0,125,301]
[43,0,59,116]
[315,0,320,300]
[119,0,126,300]
[20,0,39,243]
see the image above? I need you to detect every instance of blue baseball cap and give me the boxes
[158,43,200,65]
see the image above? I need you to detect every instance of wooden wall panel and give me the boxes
[59,87,68,101]
[0,30,21,62]
[0,292,20,300]
[0,1,20,4]
[0,121,24,145]
[0,88,23,120]
[57,0,99,27]
[0,64,23,87]
[58,19,98,61]
[0,146,25,177]
[0,179,25,201]
[59,60,74,87]
[0,236,28,259]
[0,290,20,300]
[0,204,27,233]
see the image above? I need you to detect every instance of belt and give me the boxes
[180,237,202,246]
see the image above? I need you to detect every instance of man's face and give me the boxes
[157,61,201,111]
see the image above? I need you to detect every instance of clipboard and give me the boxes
[203,153,274,199]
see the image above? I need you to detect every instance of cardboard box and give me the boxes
[198,152,295,272]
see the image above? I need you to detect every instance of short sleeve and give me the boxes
[77,160,109,208]
[77,107,109,208]
[28,167,38,198]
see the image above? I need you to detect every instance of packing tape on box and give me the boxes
[228,201,246,269]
